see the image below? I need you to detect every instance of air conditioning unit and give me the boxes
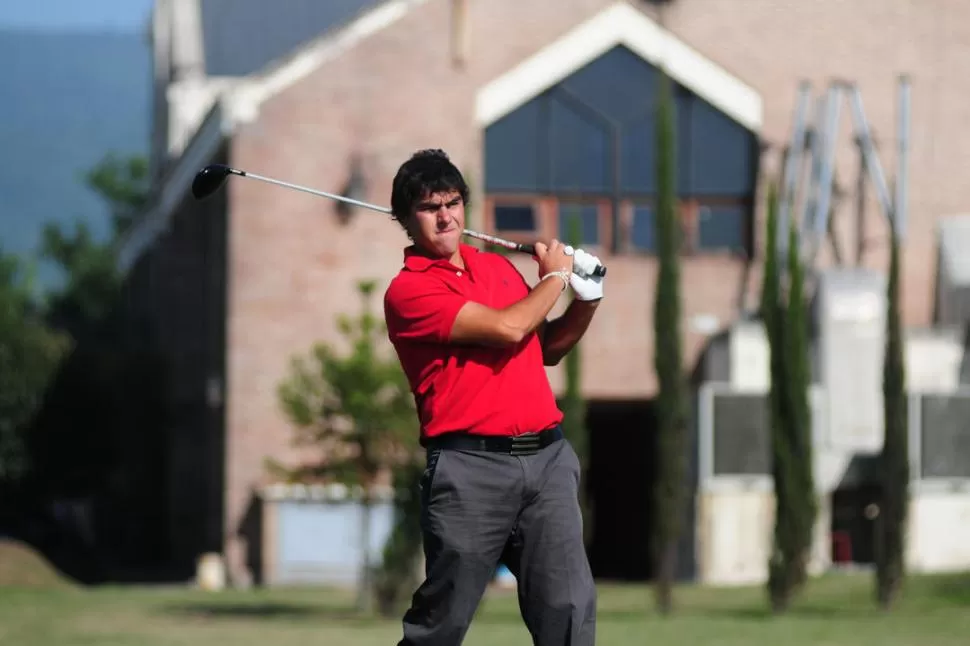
[935,214,970,326]
[813,268,886,453]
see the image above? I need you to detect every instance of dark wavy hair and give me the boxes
[389,149,470,230]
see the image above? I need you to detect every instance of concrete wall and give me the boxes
[694,486,831,586]
[907,486,970,573]
[696,485,970,586]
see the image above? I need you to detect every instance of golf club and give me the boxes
[191,164,607,277]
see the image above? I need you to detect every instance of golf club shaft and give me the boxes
[233,168,392,215]
[239,170,526,249]
[226,167,603,275]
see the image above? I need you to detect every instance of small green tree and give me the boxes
[373,458,424,617]
[652,67,689,615]
[41,153,149,334]
[275,280,419,614]
[876,219,908,609]
[0,251,70,497]
[27,153,152,503]
[561,211,591,544]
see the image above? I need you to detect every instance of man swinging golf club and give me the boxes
[384,149,603,646]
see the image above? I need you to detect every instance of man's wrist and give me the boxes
[539,270,571,292]
[571,295,602,306]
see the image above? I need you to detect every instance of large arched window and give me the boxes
[483,45,759,257]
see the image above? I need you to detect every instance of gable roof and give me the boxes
[475,1,763,131]
[227,0,428,124]
[119,0,428,273]
[200,0,385,77]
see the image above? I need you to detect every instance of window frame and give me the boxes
[485,195,614,252]
[484,193,752,258]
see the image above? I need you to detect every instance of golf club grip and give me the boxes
[516,243,607,277]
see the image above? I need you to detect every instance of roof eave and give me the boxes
[116,98,232,274]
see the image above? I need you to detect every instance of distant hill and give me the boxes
[0,538,76,589]
[0,29,150,286]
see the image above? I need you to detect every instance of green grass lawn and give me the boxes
[1,570,968,646]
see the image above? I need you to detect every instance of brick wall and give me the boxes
[214,0,970,582]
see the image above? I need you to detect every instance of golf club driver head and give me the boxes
[191,164,234,200]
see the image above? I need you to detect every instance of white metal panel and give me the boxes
[275,500,395,586]
[729,321,770,391]
[816,269,886,453]
[905,329,962,393]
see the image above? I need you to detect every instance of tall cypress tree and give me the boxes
[783,219,817,594]
[562,211,591,545]
[763,183,816,612]
[876,220,908,609]
[651,66,688,615]
[763,182,792,610]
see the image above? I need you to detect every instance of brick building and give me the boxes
[118,0,970,586]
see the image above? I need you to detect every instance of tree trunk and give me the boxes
[876,228,908,610]
[357,490,373,614]
[654,540,677,615]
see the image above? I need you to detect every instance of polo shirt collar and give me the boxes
[403,242,479,273]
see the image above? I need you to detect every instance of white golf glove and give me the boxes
[565,247,604,301]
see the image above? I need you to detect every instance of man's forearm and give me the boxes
[501,273,571,342]
[540,298,601,365]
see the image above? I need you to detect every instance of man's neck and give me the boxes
[412,243,465,270]
[449,248,465,270]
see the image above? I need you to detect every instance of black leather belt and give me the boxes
[423,425,563,456]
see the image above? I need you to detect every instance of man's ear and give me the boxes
[395,213,413,240]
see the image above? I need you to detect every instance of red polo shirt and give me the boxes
[384,243,563,441]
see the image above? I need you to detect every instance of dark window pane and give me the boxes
[484,99,543,192]
[632,205,656,252]
[559,45,658,126]
[558,204,600,245]
[713,393,770,475]
[619,116,655,194]
[697,204,746,252]
[921,395,970,478]
[689,98,757,196]
[548,95,611,193]
[494,205,535,231]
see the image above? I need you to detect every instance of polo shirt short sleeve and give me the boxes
[383,276,467,345]
[384,243,563,441]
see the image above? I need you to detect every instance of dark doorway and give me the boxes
[830,484,881,566]
[585,399,657,581]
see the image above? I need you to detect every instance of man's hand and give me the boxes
[569,249,604,301]
[533,239,574,281]
[538,248,603,363]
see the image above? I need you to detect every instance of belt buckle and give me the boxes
[510,432,541,456]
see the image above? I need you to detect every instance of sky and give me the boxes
[0,0,155,32]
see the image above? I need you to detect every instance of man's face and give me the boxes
[408,190,465,258]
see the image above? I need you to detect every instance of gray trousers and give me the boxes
[398,436,596,646]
